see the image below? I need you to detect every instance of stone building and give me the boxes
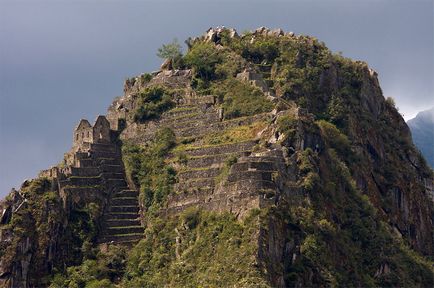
[73,116,111,151]
[73,119,93,148]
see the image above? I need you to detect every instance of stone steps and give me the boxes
[90,150,119,159]
[75,151,90,159]
[78,157,121,167]
[111,197,138,206]
[100,172,125,179]
[68,166,124,178]
[105,179,128,188]
[77,158,94,168]
[99,233,143,244]
[104,226,144,235]
[90,143,118,153]
[97,158,122,165]
[100,164,124,173]
[114,189,139,198]
[264,79,274,87]
[60,176,101,186]
[61,185,103,194]
[255,64,272,72]
[105,219,141,227]
[64,139,143,245]
[110,205,140,213]
[106,212,140,220]
[69,167,99,177]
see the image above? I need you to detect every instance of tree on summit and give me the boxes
[157,39,183,69]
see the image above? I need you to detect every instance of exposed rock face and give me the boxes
[1,27,433,287]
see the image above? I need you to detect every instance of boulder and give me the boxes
[160,58,173,71]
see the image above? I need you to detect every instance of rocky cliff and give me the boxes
[1,27,433,287]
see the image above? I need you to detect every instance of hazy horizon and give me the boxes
[1,0,433,197]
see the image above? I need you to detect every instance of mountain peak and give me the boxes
[1,28,433,287]
[408,107,434,168]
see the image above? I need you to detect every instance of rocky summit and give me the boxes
[0,27,433,288]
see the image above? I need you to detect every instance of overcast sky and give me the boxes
[0,0,433,197]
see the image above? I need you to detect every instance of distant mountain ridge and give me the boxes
[407,107,434,168]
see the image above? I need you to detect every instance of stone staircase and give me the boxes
[59,142,144,245]
[99,188,143,244]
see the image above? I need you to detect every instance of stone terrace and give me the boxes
[118,93,284,218]
[108,68,287,218]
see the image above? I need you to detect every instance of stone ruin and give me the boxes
[38,114,144,244]
[73,115,111,152]
[39,115,112,177]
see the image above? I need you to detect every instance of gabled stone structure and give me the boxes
[73,119,92,148]
[93,115,111,143]
[73,115,111,151]
[39,113,143,245]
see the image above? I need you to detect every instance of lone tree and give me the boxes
[157,39,182,62]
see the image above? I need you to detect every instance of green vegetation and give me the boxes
[297,148,320,192]
[326,94,348,128]
[123,209,267,287]
[215,33,332,111]
[174,121,266,153]
[276,113,298,142]
[265,147,434,287]
[184,42,222,82]
[157,39,182,60]
[50,245,127,288]
[157,39,183,69]
[133,86,175,123]
[140,73,153,83]
[385,96,396,108]
[122,127,177,215]
[316,119,351,157]
[215,154,238,184]
[204,121,267,146]
[50,209,267,287]
[4,29,434,288]
[1,178,105,287]
[214,79,273,119]
[183,41,245,93]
